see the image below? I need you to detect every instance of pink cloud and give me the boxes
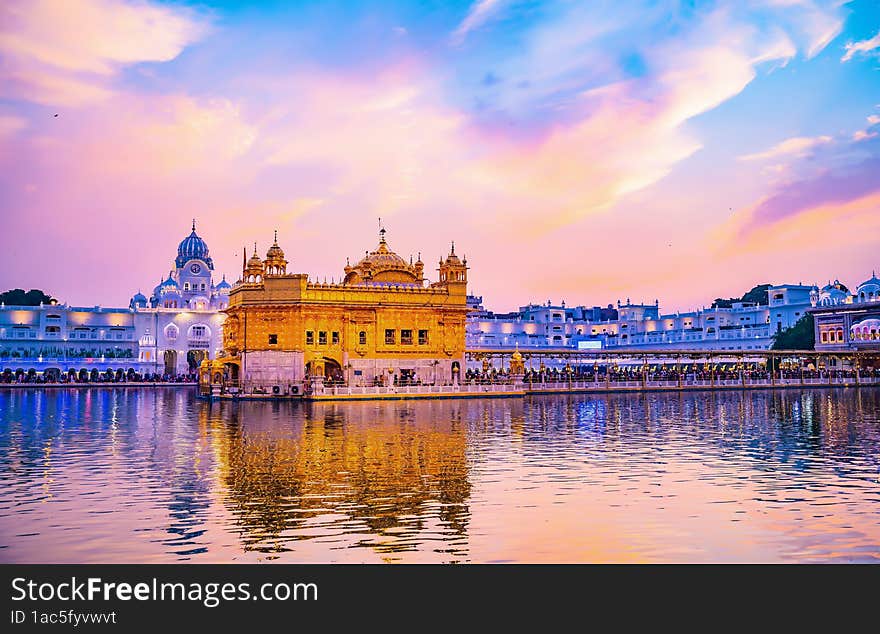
[0,0,208,105]
[842,29,880,62]
[739,135,833,162]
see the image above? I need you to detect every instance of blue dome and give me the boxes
[858,274,880,290]
[157,275,179,292]
[130,292,148,309]
[175,220,214,270]
[215,275,231,290]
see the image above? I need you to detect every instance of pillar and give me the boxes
[854,353,860,386]
[769,355,775,385]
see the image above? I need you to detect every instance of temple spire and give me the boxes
[192,218,196,232]
[274,229,278,244]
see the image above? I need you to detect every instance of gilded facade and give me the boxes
[211,228,469,393]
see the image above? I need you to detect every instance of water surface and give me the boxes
[1,387,879,562]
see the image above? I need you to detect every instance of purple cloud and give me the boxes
[744,155,880,233]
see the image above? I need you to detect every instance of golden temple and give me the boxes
[201,227,470,395]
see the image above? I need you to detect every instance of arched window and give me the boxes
[188,324,210,340]
[164,324,179,341]
[359,331,367,345]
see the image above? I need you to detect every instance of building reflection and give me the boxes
[201,399,473,558]
[518,388,880,467]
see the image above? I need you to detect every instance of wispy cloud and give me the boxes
[451,0,507,45]
[842,29,880,62]
[739,135,833,161]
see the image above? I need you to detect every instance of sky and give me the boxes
[1,0,879,313]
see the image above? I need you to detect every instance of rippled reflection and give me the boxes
[0,388,878,562]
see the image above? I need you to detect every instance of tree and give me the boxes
[741,284,771,305]
[772,313,815,350]
[0,288,54,306]
[712,283,771,309]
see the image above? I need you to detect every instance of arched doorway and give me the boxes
[224,362,240,383]
[306,357,343,382]
[163,350,177,376]
[44,368,60,382]
[187,350,206,373]
[78,368,89,382]
[89,369,100,381]
[324,358,343,383]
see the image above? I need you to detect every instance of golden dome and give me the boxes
[344,227,424,285]
[245,242,263,278]
[265,230,285,262]
[441,241,467,267]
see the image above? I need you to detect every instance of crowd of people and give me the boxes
[462,365,880,385]
[0,369,198,384]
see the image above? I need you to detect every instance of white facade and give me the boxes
[130,222,230,375]
[811,271,880,352]
[0,303,143,378]
[467,284,815,353]
[0,222,231,379]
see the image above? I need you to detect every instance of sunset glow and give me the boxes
[1,0,878,311]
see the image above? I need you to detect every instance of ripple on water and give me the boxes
[0,387,879,562]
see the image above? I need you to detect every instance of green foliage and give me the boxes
[772,313,815,350]
[712,284,771,309]
[0,289,54,306]
[741,284,771,305]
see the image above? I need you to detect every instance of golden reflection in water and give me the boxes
[200,399,485,559]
